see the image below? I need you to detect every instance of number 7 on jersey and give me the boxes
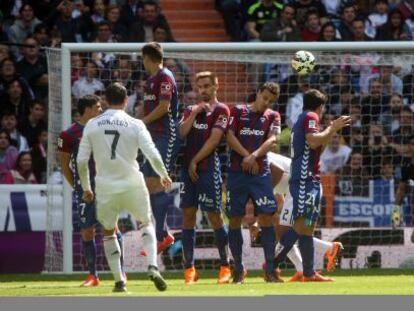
[104,130,120,159]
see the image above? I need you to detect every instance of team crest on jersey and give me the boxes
[309,120,316,129]
[260,117,266,123]
[160,82,172,95]
[216,114,228,127]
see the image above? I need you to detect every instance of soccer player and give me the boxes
[179,71,231,285]
[77,83,169,292]
[226,82,281,283]
[393,134,414,243]
[58,94,124,287]
[141,42,180,254]
[272,89,350,282]
[249,151,343,282]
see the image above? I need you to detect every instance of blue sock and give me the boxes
[150,192,171,241]
[182,228,195,269]
[273,227,299,268]
[116,231,124,272]
[214,226,229,266]
[228,228,244,273]
[261,226,276,274]
[82,239,97,277]
[298,235,315,277]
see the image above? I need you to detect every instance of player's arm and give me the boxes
[306,115,351,149]
[142,78,173,125]
[58,151,74,188]
[76,129,93,201]
[179,103,208,139]
[226,107,250,157]
[245,21,259,39]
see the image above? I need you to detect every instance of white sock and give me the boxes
[141,223,157,267]
[313,237,333,254]
[287,244,303,272]
[103,235,123,282]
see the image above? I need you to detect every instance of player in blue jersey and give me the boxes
[272,89,350,282]
[58,95,124,287]
[226,82,282,283]
[179,71,231,285]
[141,42,180,255]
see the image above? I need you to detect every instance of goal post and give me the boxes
[46,41,414,274]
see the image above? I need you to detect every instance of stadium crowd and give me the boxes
[0,0,414,225]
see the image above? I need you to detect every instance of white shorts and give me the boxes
[96,184,152,230]
[279,191,293,227]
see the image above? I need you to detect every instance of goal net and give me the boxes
[45,42,414,273]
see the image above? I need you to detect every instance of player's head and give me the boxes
[105,82,128,108]
[142,42,163,72]
[195,71,218,102]
[303,89,327,115]
[77,94,102,119]
[255,81,280,112]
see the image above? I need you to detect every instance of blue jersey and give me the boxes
[290,111,321,183]
[143,67,179,138]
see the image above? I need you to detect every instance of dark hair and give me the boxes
[319,22,337,41]
[5,78,23,90]
[303,89,327,111]
[1,109,17,118]
[409,134,414,143]
[305,8,319,21]
[0,128,11,144]
[386,8,404,29]
[143,0,158,9]
[96,21,111,31]
[15,151,32,171]
[29,101,44,110]
[153,22,175,42]
[142,42,163,63]
[34,23,48,34]
[401,106,413,114]
[258,81,280,98]
[105,83,127,105]
[19,3,33,15]
[77,94,100,115]
[340,1,355,14]
[352,17,365,25]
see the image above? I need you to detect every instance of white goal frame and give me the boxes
[58,41,414,273]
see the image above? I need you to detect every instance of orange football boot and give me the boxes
[184,266,199,285]
[325,242,343,272]
[80,274,100,287]
[217,265,231,284]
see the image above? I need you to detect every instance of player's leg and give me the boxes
[95,192,126,292]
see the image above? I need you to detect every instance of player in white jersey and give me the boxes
[77,83,170,293]
[250,152,343,282]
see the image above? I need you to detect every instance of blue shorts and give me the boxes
[73,190,97,229]
[142,134,180,177]
[290,179,322,225]
[180,166,222,213]
[225,171,277,218]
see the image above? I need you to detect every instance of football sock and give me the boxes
[182,228,196,269]
[261,226,276,274]
[287,244,303,272]
[298,235,315,277]
[214,226,229,266]
[228,228,244,272]
[82,239,97,277]
[273,227,299,268]
[103,235,123,282]
[116,231,124,272]
[141,224,158,267]
[313,237,333,254]
[150,192,170,242]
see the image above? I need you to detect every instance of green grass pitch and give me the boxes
[1,269,414,296]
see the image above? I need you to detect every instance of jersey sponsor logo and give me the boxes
[255,196,276,207]
[144,93,156,101]
[198,193,213,204]
[193,120,208,130]
[240,127,265,136]
[308,120,316,129]
[160,82,172,95]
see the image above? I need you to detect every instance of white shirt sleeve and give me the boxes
[77,125,93,192]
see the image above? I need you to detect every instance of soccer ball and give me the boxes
[291,50,316,75]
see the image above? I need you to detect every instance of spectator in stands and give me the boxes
[362,65,403,96]
[0,45,10,63]
[337,149,370,196]
[72,61,104,99]
[120,0,143,29]
[319,21,338,41]
[301,9,321,41]
[397,0,414,20]
[245,0,284,41]
[31,128,48,183]
[72,108,81,123]
[129,0,170,42]
[379,93,403,135]
[328,84,354,115]
[71,53,85,83]
[0,11,9,43]
[44,0,79,43]
[361,78,389,125]
[260,4,301,42]
[93,21,115,42]
[403,65,414,107]
[321,0,342,20]
[16,37,48,99]
[91,0,106,24]
[7,4,42,59]
[18,101,47,148]
[292,0,328,29]
[380,157,394,180]
[1,110,29,153]
[106,4,129,42]
[375,8,412,40]
[0,129,18,183]
[351,17,372,41]
[183,90,198,107]
[3,79,32,118]
[363,123,395,179]
[285,75,311,128]
[153,22,175,42]
[33,23,50,47]
[216,0,243,41]
[126,78,146,116]
[109,56,134,92]
[390,106,414,158]
[365,0,389,39]
[0,58,34,109]
[2,151,37,184]
[320,132,352,174]
[337,1,356,40]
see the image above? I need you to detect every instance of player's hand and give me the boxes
[193,102,210,115]
[161,176,172,191]
[82,190,94,203]
[331,116,352,132]
[242,154,258,175]
[188,160,199,182]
